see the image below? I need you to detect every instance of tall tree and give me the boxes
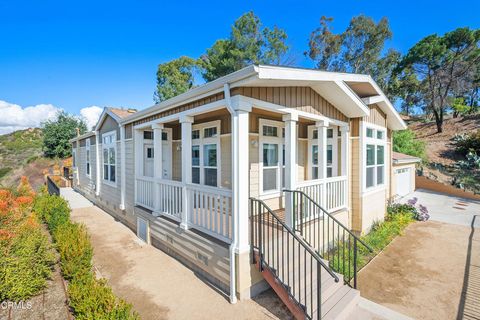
[306,15,395,94]
[154,56,197,103]
[200,11,290,82]
[42,111,87,158]
[398,27,480,132]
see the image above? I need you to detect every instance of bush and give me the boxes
[54,222,93,282]
[0,179,55,302]
[453,130,480,155]
[34,193,70,232]
[393,129,427,161]
[68,276,139,320]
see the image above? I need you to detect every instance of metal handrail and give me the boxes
[284,189,372,251]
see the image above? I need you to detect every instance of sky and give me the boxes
[0,0,479,134]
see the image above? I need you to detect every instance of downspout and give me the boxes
[224,83,237,304]
[95,131,101,196]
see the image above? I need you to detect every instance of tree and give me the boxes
[306,15,395,94]
[393,129,426,161]
[42,111,87,158]
[398,27,480,132]
[200,11,290,81]
[154,56,197,103]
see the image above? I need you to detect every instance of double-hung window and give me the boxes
[364,125,386,189]
[260,119,285,195]
[85,139,91,178]
[308,127,337,179]
[191,121,220,187]
[102,131,116,185]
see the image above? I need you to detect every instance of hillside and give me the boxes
[0,128,56,189]
[409,115,480,165]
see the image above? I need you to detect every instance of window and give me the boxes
[364,125,386,189]
[308,125,337,180]
[191,121,220,187]
[162,132,168,141]
[85,139,91,178]
[259,120,284,194]
[143,131,153,140]
[102,131,116,185]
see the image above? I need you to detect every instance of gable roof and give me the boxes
[94,107,136,131]
[121,65,406,130]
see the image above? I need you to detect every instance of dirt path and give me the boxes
[71,206,290,320]
[357,220,479,320]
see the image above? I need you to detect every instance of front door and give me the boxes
[161,128,172,179]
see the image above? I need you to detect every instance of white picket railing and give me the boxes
[187,184,233,243]
[157,179,183,221]
[296,176,347,212]
[136,176,155,210]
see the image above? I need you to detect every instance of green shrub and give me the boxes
[54,222,93,281]
[68,276,139,320]
[0,227,55,301]
[0,167,11,179]
[393,129,427,161]
[454,130,480,156]
[34,194,70,232]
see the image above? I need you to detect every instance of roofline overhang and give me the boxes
[69,131,95,143]
[94,107,123,131]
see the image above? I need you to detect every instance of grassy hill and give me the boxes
[0,128,56,189]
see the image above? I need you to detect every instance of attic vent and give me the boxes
[137,217,149,243]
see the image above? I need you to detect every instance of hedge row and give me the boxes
[34,192,139,320]
[0,178,55,301]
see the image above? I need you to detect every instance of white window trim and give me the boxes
[361,122,387,194]
[85,139,91,179]
[102,130,117,187]
[259,119,286,198]
[192,120,221,187]
[307,125,338,180]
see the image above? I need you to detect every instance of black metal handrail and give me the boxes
[284,189,373,288]
[46,176,60,196]
[250,197,338,320]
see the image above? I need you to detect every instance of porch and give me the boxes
[133,98,350,245]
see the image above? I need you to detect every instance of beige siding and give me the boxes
[361,188,388,233]
[364,104,387,127]
[172,141,182,181]
[350,138,362,232]
[220,135,232,188]
[297,139,307,182]
[99,114,120,138]
[232,86,348,122]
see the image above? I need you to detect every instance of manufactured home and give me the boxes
[71,65,407,319]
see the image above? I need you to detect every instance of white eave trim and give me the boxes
[393,158,421,165]
[69,131,95,143]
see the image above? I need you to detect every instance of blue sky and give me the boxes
[0,0,479,132]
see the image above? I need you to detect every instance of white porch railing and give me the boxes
[296,176,347,212]
[136,176,155,210]
[187,184,233,243]
[135,177,233,243]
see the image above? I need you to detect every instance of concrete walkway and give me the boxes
[60,187,92,209]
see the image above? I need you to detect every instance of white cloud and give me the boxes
[80,106,103,130]
[0,100,61,135]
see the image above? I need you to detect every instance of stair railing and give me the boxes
[250,197,339,320]
[284,189,373,289]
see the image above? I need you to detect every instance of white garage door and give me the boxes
[395,167,411,198]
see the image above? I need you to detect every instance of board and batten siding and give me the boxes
[231,86,348,122]
[364,104,387,127]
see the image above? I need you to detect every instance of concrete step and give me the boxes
[321,286,360,320]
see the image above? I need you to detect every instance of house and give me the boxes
[391,152,421,198]
[70,65,406,319]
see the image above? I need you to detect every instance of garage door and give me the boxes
[395,167,411,197]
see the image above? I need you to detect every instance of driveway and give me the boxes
[401,188,480,228]
[358,190,479,320]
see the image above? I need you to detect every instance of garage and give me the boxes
[392,152,421,199]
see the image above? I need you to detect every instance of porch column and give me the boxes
[332,126,338,177]
[283,113,298,229]
[134,128,144,204]
[95,131,101,196]
[340,126,349,176]
[231,101,252,253]
[119,124,126,210]
[316,120,329,208]
[152,123,164,216]
[180,115,194,230]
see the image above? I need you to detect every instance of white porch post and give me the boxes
[231,101,252,253]
[134,128,144,205]
[340,126,349,209]
[283,113,298,228]
[119,125,126,210]
[332,126,338,177]
[152,123,164,216]
[95,131,101,196]
[316,120,329,208]
[180,115,194,230]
